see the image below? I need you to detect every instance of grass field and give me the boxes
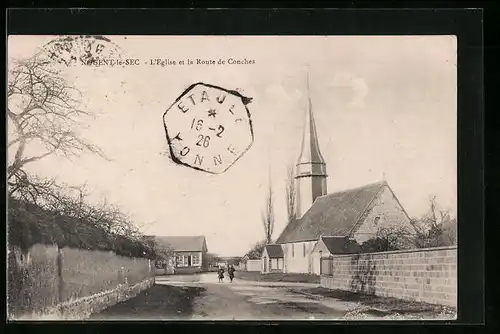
[235,271,320,284]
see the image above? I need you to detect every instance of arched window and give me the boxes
[374,217,380,225]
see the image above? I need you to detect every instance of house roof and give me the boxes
[264,244,284,258]
[154,235,206,252]
[319,236,362,254]
[276,181,387,243]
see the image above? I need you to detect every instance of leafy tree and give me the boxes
[244,240,267,260]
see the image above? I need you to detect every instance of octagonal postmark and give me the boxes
[163,82,254,174]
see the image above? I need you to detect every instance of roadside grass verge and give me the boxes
[295,286,457,320]
[235,271,320,284]
[88,284,205,320]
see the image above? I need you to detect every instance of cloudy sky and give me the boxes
[8,35,457,256]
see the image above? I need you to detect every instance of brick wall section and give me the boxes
[320,246,457,307]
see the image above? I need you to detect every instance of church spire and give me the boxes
[294,69,328,219]
[296,71,327,175]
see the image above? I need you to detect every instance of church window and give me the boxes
[303,243,306,257]
[374,217,380,225]
[292,244,295,257]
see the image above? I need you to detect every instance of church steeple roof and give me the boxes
[296,72,326,169]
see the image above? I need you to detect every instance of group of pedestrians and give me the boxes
[217,264,236,283]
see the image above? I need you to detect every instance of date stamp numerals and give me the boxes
[196,134,211,148]
[191,118,225,140]
[208,125,225,138]
[191,118,204,131]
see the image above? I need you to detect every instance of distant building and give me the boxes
[261,244,284,273]
[265,75,414,275]
[154,236,208,274]
[240,255,262,272]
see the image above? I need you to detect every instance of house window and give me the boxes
[177,255,191,267]
[303,243,306,257]
[192,254,200,266]
[269,259,272,270]
[291,244,295,257]
[374,217,380,225]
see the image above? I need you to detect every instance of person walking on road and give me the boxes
[217,266,225,283]
[228,265,236,283]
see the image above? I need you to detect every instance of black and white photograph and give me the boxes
[7,34,458,321]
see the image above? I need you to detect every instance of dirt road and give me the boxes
[90,273,346,320]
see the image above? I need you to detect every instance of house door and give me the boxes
[187,256,192,266]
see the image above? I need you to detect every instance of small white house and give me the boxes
[261,244,284,273]
[153,235,209,274]
[311,236,361,274]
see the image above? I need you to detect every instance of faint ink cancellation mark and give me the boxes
[42,35,124,67]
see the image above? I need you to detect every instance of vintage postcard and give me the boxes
[7,35,457,321]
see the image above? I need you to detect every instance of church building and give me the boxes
[261,76,414,275]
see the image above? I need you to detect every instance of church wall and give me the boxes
[282,240,317,274]
[352,185,414,246]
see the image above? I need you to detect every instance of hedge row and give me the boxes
[8,197,157,259]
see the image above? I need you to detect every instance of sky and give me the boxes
[8,35,457,256]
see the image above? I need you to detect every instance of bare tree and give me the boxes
[285,163,296,225]
[262,184,275,244]
[8,170,143,241]
[7,52,106,179]
[412,196,457,248]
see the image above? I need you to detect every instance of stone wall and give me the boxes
[320,246,457,307]
[16,278,155,320]
[7,244,154,320]
[242,259,261,272]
